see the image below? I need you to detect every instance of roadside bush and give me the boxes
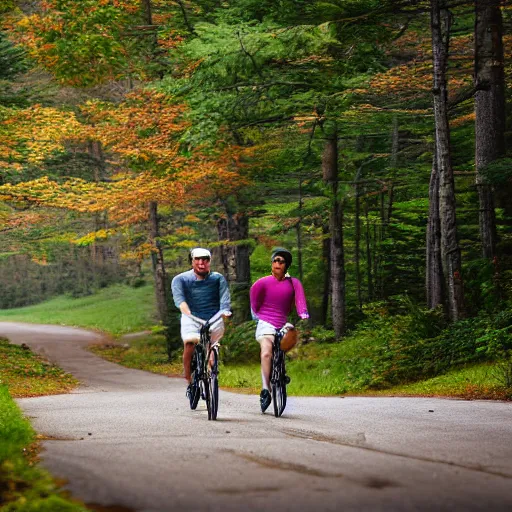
[0,386,87,511]
[220,320,260,363]
[476,307,512,388]
[352,299,512,389]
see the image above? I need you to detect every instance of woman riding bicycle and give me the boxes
[249,247,309,413]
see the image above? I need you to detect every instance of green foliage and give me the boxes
[476,307,512,388]
[15,0,149,86]
[0,386,87,511]
[0,247,126,309]
[480,157,512,185]
[350,300,512,389]
[0,32,27,81]
[220,320,260,363]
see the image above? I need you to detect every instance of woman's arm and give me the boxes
[250,278,264,315]
[292,278,309,319]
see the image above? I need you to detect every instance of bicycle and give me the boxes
[187,311,227,420]
[270,323,293,418]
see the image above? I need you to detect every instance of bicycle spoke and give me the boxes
[271,347,287,417]
[209,350,219,420]
[189,348,201,410]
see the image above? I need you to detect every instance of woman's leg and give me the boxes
[258,335,274,390]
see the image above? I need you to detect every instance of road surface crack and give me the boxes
[282,427,512,480]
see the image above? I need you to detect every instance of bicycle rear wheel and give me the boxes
[189,347,201,410]
[207,349,219,420]
[272,351,287,417]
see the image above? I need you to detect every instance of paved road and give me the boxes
[2,321,512,512]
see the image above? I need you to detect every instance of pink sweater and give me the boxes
[250,275,309,329]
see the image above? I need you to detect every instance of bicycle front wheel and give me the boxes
[272,351,287,417]
[189,347,201,410]
[207,350,219,421]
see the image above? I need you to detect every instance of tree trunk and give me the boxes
[322,135,345,338]
[474,0,505,260]
[141,0,152,25]
[390,115,399,168]
[296,176,304,282]
[354,183,362,310]
[148,201,176,359]
[321,221,330,326]
[431,0,465,321]
[88,140,107,270]
[216,212,251,323]
[364,197,373,301]
[426,152,444,309]
[386,184,394,227]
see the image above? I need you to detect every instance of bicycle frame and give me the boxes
[187,312,224,420]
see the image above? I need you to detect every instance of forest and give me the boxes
[0,1,511,392]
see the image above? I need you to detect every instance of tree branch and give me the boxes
[216,81,310,91]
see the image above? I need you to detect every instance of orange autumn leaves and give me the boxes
[349,31,512,123]
[12,0,144,86]
[0,89,249,226]
[8,0,186,86]
[0,105,82,170]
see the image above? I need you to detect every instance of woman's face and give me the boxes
[271,256,287,278]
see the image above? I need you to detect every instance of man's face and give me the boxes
[192,256,211,277]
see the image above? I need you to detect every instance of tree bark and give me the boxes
[141,0,152,25]
[426,152,444,309]
[431,0,465,321]
[354,183,362,310]
[216,212,251,322]
[364,197,373,301]
[296,176,304,282]
[148,201,173,358]
[322,134,345,338]
[474,0,505,260]
[321,221,331,326]
[88,140,108,269]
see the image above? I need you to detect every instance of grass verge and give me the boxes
[0,284,156,336]
[90,327,512,400]
[0,337,86,511]
[0,339,78,398]
[89,333,182,377]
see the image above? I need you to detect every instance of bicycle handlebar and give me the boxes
[185,310,231,328]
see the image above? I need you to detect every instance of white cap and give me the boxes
[190,248,211,259]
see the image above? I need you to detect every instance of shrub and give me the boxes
[356,299,512,389]
[220,321,260,363]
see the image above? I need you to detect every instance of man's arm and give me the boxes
[179,302,191,315]
[171,273,189,314]
[219,275,231,312]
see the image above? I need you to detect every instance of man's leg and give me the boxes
[183,340,197,383]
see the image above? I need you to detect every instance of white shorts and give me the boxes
[255,320,277,341]
[181,315,225,344]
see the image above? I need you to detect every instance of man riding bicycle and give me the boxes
[171,248,231,398]
[250,247,309,413]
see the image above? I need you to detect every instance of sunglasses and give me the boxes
[194,256,210,262]
[273,257,287,264]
